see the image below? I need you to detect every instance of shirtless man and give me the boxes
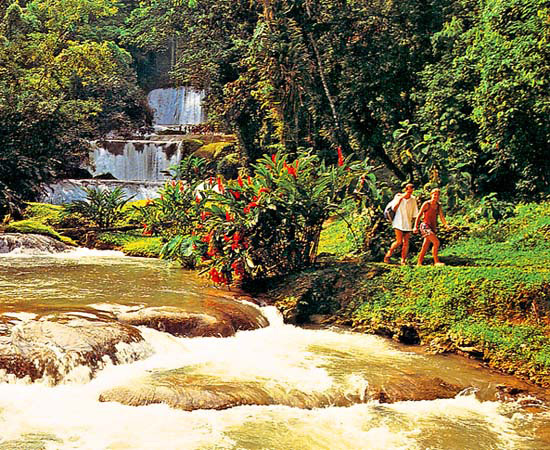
[414,188,449,266]
[384,183,418,265]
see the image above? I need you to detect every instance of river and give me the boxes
[0,249,548,449]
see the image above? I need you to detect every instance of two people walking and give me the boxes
[384,184,448,266]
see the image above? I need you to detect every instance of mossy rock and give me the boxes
[23,202,63,224]
[193,142,235,160]
[180,138,205,155]
[122,237,163,257]
[4,220,77,246]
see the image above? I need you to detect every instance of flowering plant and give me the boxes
[160,148,377,284]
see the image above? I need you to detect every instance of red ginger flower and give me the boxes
[337,146,344,167]
[284,162,297,178]
[247,175,253,185]
[226,211,233,221]
[237,175,244,187]
[271,153,277,163]
[217,176,225,194]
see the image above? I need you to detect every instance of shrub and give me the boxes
[161,148,378,284]
[63,187,132,229]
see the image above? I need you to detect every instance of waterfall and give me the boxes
[41,87,208,204]
[147,87,205,126]
[90,140,183,181]
[40,179,165,204]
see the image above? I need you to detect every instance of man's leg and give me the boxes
[385,229,404,262]
[401,232,411,264]
[430,234,442,264]
[417,238,431,266]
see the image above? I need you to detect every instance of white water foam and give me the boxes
[0,307,545,449]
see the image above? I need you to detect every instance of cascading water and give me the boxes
[90,139,184,181]
[41,86,205,204]
[147,87,205,126]
[0,249,548,449]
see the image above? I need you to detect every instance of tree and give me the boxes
[0,0,148,215]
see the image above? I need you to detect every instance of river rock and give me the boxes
[99,369,359,410]
[115,300,269,338]
[99,370,467,411]
[0,314,147,384]
[367,376,464,403]
[0,233,69,253]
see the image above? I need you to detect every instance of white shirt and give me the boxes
[391,194,418,232]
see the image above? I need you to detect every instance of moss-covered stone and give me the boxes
[4,219,76,246]
[123,238,163,257]
[193,141,235,160]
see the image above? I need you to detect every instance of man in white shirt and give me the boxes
[384,183,419,265]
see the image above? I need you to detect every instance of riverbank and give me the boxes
[260,201,550,387]
[3,200,549,388]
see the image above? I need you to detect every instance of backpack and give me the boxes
[383,201,395,223]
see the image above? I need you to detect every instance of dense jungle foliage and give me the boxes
[0,0,548,218]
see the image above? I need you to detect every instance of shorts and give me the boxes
[419,222,435,238]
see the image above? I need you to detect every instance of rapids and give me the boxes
[0,249,548,449]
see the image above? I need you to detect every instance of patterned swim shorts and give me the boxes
[419,222,435,238]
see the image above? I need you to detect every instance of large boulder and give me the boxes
[0,233,70,253]
[115,300,268,338]
[0,313,148,384]
[99,369,466,411]
[99,370,359,410]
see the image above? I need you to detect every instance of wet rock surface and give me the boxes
[0,313,146,384]
[115,300,269,338]
[99,369,360,410]
[98,370,469,411]
[0,233,69,253]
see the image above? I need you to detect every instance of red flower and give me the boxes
[171,180,177,187]
[195,195,201,203]
[237,175,244,187]
[247,176,253,185]
[223,234,231,242]
[258,187,270,195]
[231,260,244,276]
[231,232,241,250]
[202,230,213,243]
[249,201,258,208]
[226,211,233,221]
[337,146,344,167]
[200,211,211,221]
[244,206,250,214]
[271,153,277,163]
[284,162,297,178]
[230,190,240,200]
[217,176,225,194]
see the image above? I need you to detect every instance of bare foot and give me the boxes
[384,254,391,263]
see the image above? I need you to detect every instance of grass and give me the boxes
[293,201,550,386]
[317,218,355,257]
[96,231,163,257]
[4,219,77,245]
